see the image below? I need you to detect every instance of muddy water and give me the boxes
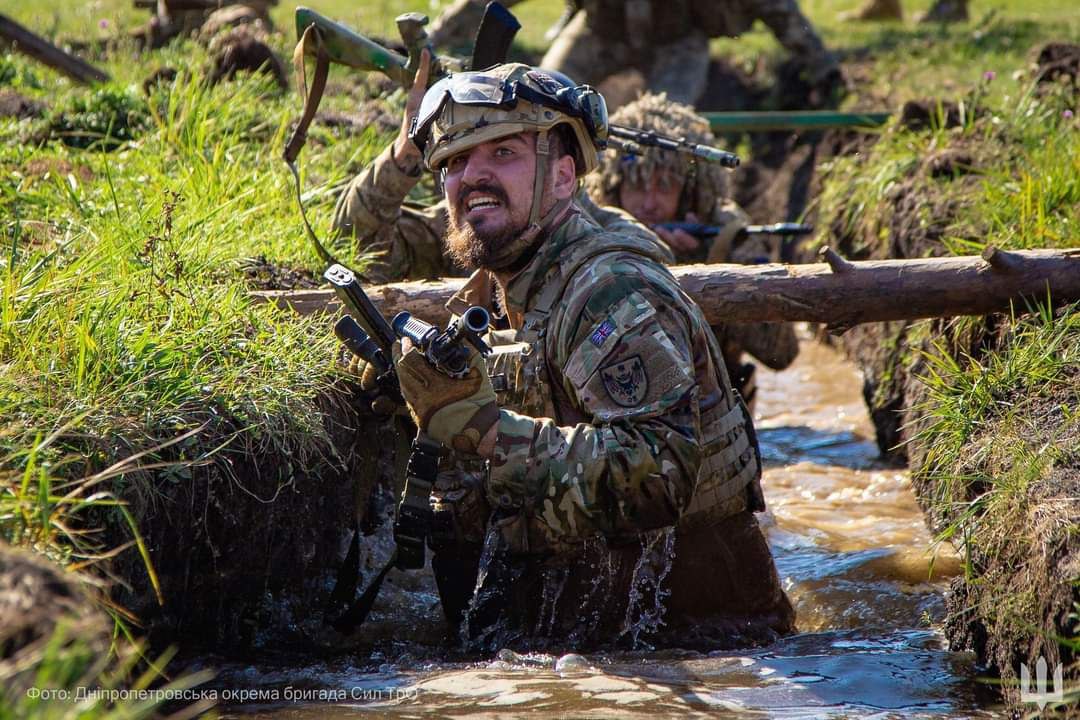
[220,331,1001,718]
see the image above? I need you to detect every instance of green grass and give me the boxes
[0,0,1077,711]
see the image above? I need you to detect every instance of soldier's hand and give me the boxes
[392,48,432,170]
[654,212,701,255]
[345,355,398,416]
[654,227,700,255]
[395,338,500,456]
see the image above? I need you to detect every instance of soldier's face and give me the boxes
[618,171,685,226]
[443,132,574,269]
[444,133,538,240]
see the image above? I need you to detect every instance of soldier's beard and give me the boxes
[447,182,534,270]
[446,217,532,270]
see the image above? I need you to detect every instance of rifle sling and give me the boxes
[283,24,339,266]
[333,433,440,634]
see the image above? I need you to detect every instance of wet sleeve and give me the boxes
[332,144,451,283]
[485,270,704,547]
[725,322,800,370]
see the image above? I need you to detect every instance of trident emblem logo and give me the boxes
[1020,656,1064,709]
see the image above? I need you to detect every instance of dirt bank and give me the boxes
[102,383,388,655]
[813,42,1080,710]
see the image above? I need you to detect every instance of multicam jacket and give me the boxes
[444,207,761,554]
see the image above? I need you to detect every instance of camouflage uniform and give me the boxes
[585,93,799,404]
[432,206,794,648]
[345,62,794,647]
[541,0,838,106]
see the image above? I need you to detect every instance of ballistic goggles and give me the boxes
[408,70,609,156]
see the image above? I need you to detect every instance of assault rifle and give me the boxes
[657,222,814,240]
[323,263,490,632]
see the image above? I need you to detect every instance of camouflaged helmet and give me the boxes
[411,63,602,177]
[584,91,730,220]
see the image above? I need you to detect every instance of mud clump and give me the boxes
[924,149,975,178]
[199,4,274,43]
[0,90,46,120]
[240,255,320,291]
[208,29,286,91]
[142,66,180,95]
[0,544,109,693]
[1033,42,1080,92]
[898,99,968,131]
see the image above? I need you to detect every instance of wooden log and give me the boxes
[0,14,110,85]
[252,247,1080,330]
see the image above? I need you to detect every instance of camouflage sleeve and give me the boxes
[332,144,451,283]
[752,0,832,68]
[723,321,800,370]
[485,257,704,549]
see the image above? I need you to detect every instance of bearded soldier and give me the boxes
[357,59,795,649]
[585,92,799,409]
[332,51,665,284]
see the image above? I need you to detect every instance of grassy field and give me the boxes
[0,0,1078,713]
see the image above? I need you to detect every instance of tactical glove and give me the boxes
[345,355,399,416]
[395,345,500,455]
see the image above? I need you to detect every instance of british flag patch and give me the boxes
[590,320,616,347]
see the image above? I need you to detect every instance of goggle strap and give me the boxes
[529,129,550,226]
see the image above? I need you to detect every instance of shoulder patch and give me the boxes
[599,355,648,406]
[589,319,616,347]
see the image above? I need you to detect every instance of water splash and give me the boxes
[619,527,677,648]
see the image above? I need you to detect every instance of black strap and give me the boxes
[329,525,363,606]
[331,433,441,634]
[471,2,521,71]
[283,25,340,266]
[393,432,440,570]
[333,550,397,633]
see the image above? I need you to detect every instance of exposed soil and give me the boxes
[1033,42,1080,91]
[0,89,46,120]
[208,28,287,91]
[0,544,109,692]
[106,386,387,654]
[240,255,320,291]
[927,375,1080,706]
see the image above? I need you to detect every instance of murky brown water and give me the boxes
[218,330,1002,718]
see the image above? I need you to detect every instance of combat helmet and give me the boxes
[584,91,730,222]
[410,63,607,234]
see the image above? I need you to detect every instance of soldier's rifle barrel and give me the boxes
[609,124,740,167]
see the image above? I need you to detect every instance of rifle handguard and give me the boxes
[392,307,492,379]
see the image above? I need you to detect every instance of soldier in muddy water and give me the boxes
[339,51,796,649]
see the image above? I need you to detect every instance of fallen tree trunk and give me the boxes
[0,14,110,85]
[253,246,1080,331]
